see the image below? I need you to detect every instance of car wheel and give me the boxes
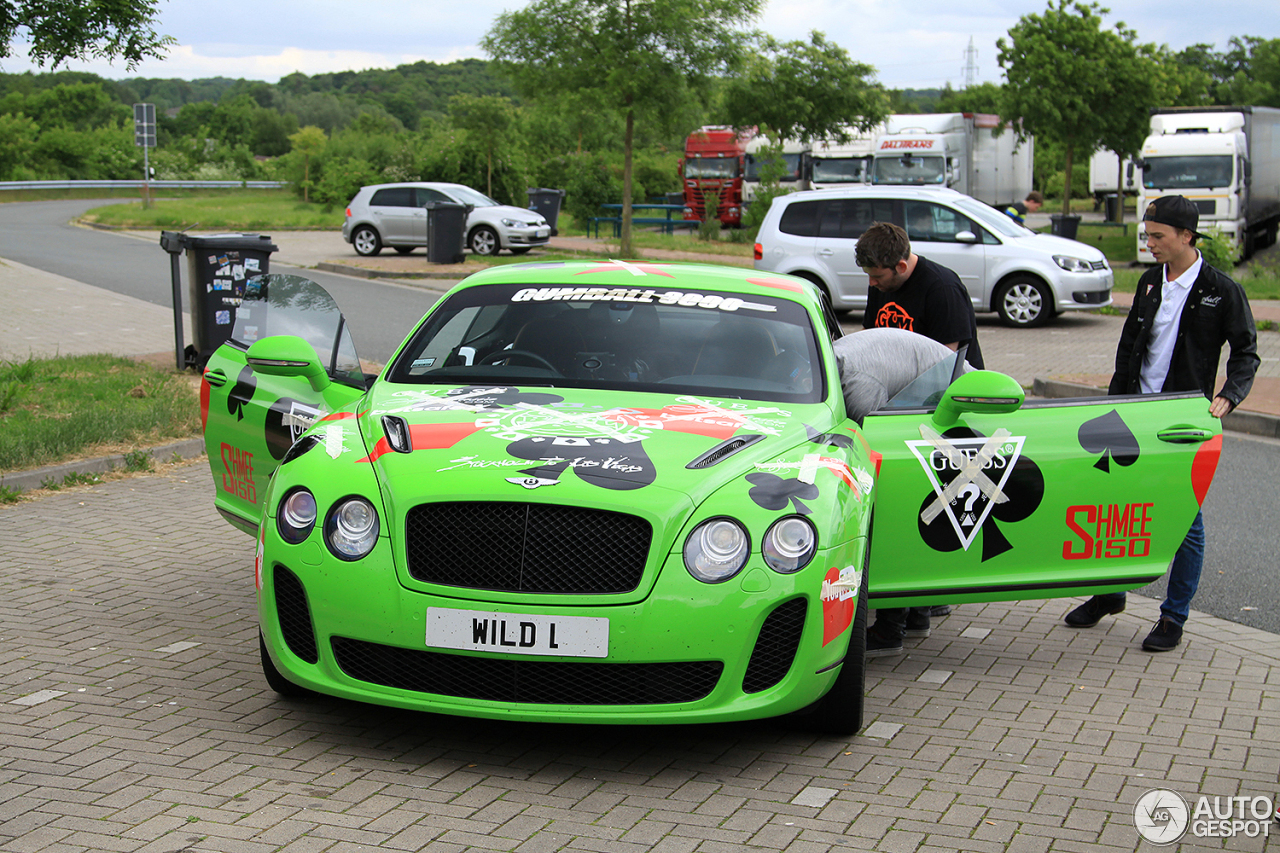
[510,247,532,255]
[469,225,500,256]
[996,275,1053,328]
[352,226,382,257]
[260,632,309,697]
[793,531,869,736]
[394,246,414,255]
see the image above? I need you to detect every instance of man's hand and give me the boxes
[1209,396,1234,418]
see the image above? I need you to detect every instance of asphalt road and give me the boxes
[2,197,1277,635]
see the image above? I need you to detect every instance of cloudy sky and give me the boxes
[2,0,1274,90]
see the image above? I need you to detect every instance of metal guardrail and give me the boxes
[0,180,286,190]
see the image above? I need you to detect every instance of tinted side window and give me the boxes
[779,200,819,237]
[903,201,981,244]
[370,187,414,207]
[416,188,451,204]
[817,198,894,239]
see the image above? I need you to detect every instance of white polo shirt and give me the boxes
[1139,251,1203,394]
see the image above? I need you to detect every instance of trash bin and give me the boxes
[425,201,468,264]
[161,231,277,369]
[525,188,566,236]
[1050,213,1081,240]
[1104,193,1119,222]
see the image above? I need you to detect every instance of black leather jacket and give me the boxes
[1109,259,1259,408]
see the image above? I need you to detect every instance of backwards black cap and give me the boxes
[1142,195,1204,238]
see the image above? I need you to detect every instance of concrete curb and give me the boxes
[0,437,206,492]
[1033,377,1280,439]
[314,261,465,283]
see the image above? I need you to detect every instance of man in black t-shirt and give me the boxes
[854,221,984,655]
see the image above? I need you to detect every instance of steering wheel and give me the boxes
[478,349,561,374]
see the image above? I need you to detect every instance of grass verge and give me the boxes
[81,189,342,231]
[0,353,200,475]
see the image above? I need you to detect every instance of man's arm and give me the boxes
[1213,275,1261,415]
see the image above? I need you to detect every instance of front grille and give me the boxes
[332,638,722,705]
[1089,260,1108,271]
[405,502,652,594]
[274,565,318,664]
[742,598,807,693]
[1193,199,1215,215]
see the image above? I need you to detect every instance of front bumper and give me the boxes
[258,533,865,724]
[1053,269,1113,311]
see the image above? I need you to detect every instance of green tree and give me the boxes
[289,126,327,203]
[0,0,173,69]
[998,1,1153,215]
[937,81,1005,114]
[483,0,762,257]
[448,93,517,197]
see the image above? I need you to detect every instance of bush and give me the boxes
[1044,166,1090,200]
[312,157,382,209]
[1198,227,1240,273]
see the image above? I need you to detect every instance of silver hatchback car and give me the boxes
[343,182,551,257]
[753,186,1112,327]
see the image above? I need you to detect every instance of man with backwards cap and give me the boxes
[1063,195,1259,651]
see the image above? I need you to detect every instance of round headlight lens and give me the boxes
[762,516,817,573]
[683,518,749,583]
[277,488,317,544]
[325,497,380,560]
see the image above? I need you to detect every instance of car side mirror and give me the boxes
[246,335,330,392]
[933,370,1024,427]
[955,230,979,243]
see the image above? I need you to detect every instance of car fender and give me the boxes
[985,259,1059,312]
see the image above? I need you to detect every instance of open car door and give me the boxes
[201,275,370,535]
[860,357,1223,607]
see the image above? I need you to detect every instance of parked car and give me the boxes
[342,182,551,257]
[753,186,1113,327]
[200,265,1219,733]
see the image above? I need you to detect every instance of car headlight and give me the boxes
[501,218,529,228]
[1053,255,1094,272]
[683,518,749,583]
[762,516,817,573]
[325,497,380,560]
[277,488,317,544]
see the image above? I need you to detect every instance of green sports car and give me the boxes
[201,263,1222,734]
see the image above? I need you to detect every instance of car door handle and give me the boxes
[204,369,227,388]
[818,249,834,256]
[1156,427,1214,443]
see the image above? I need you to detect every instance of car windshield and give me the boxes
[1142,156,1233,190]
[950,196,1029,238]
[872,155,946,185]
[745,153,803,183]
[684,157,739,179]
[445,185,499,207]
[385,280,825,404]
[811,157,866,184]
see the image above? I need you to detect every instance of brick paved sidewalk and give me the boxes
[2,463,1276,853]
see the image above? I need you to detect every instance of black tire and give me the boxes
[260,632,309,697]
[469,225,501,256]
[995,275,1054,328]
[794,534,869,736]
[394,246,414,255]
[352,226,382,257]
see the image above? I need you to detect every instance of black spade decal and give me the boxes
[264,397,319,461]
[446,386,563,410]
[746,472,820,515]
[227,365,256,421]
[917,427,1045,562]
[804,422,856,450]
[505,435,655,490]
[1078,409,1140,472]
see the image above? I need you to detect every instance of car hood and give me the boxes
[355,384,843,512]
[1015,232,1108,261]
[471,205,548,226]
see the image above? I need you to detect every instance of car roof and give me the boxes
[451,261,825,305]
[778,185,969,204]
[360,181,469,192]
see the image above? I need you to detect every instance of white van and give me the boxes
[753,186,1112,327]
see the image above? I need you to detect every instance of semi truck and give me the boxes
[1135,106,1280,262]
[868,112,1034,207]
[808,125,883,190]
[679,125,755,227]
[742,135,809,208]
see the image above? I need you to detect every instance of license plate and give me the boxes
[536,229,549,238]
[426,607,608,658]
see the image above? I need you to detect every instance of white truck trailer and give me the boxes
[1136,106,1280,262]
[1088,149,1139,211]
[868,113,1034,207]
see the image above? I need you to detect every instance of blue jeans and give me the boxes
[1096,511,1204,627]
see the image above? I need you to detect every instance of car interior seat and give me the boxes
[691,316,779,378]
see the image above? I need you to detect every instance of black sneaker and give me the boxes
[1063,596,1125,628]
[927,605,952,618]
[866,623,904,657]
[904,609,931,639]
[1142,618,1183,652]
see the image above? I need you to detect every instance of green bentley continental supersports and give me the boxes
[201,263,1222,734]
